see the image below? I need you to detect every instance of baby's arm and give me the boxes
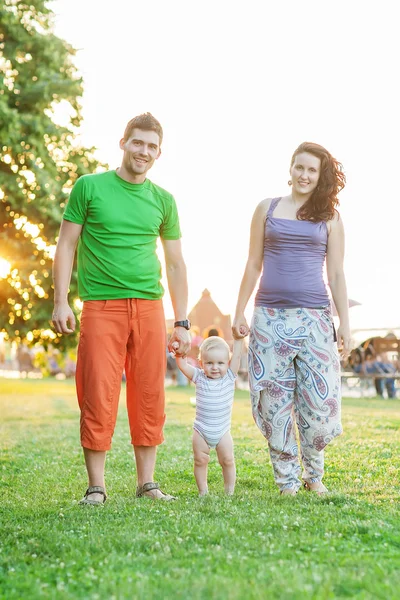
[229,338,244,376]
[175,355,196,380]
[171,341,196,380]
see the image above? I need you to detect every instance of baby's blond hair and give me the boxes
[199,336,230,359]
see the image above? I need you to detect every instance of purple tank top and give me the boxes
[255,197,330,308]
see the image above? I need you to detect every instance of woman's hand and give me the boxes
[232,315,249,339]
[337,324,351,359]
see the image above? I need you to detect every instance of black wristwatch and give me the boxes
[174,320,191,330]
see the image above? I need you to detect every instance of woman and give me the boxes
[232,142,350,495]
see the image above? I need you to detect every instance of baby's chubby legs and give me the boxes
[216,431,236,495]
[192,430,236,496]
[192,430,210,496]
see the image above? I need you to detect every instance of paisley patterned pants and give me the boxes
[248,306,342,492]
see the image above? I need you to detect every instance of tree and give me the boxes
[0,0,105,350]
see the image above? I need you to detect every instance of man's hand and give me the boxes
[52,303,76,334]
[168,327,191,357]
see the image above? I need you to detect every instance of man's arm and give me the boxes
[162,238,191,356]
[229,338,244,376]
[52,220,82,334]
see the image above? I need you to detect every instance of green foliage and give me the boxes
[1,383,400,599]
[0,0,106,350]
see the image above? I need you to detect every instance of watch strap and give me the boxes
[174,320,191,330]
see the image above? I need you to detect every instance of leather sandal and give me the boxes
[136,482,176,501]
[79,485,107,505]
[304,481,329,495]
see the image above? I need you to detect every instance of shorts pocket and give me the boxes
[83,300,108,311]
[321,307,337,342]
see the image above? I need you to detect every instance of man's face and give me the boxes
[120,128,161,178]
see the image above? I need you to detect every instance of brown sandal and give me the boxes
[136,482,176,501]
[79,485,107,506]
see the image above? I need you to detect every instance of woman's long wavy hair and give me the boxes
[290,142,346,222]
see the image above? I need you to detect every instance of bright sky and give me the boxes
[53,0,400,334]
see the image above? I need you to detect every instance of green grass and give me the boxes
[1,380,399,600]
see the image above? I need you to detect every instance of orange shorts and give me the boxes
[76,299,167,451]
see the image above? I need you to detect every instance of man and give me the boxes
[52,113,191,504]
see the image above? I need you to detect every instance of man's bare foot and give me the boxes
[199,489,208,497]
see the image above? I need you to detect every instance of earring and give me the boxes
[288,180,292,186]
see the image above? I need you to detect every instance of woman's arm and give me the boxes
[232,199,269,339]
[326,214,351,358]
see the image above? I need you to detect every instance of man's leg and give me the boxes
[76,300,129,500]
[386,378,396,399]
[125,299,171,498]
[134,445,159,495]
[82,449,107,503]
[375,377,384,397]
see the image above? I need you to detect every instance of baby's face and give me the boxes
[200,347,229,379]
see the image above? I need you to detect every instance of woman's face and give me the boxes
[290,152,321,196]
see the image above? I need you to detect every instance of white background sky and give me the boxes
[53,0,400,334]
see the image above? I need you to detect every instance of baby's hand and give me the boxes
[170,341,179,355]
[239,326,247,335]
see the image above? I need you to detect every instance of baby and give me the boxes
[174,336,243,496]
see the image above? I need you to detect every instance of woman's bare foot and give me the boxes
[280,488,297,496]
[304,481,329,495]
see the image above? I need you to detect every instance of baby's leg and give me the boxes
[192,430,210,496]
[216,432,236,495]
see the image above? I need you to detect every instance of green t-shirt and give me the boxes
[63,170,181,300]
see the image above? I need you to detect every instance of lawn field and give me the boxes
[1,379,399,599]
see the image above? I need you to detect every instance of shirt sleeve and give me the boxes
[160,195,181,240]
[192,367,203,383]
[63,176,89,225]
[227,368,237,381]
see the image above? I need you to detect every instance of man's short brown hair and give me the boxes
[123,113,163,145]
